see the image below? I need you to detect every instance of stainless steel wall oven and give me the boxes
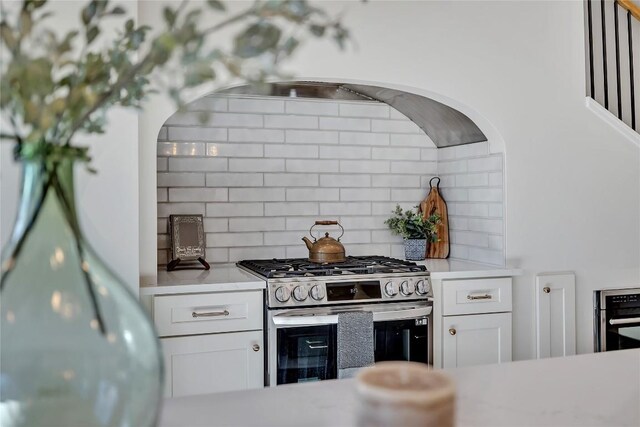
[594,288,640,352]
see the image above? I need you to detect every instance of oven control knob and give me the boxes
[274,286,291,303]
[293,286,308,302]
[384,281,398,297]
[400,281,415,296]
[310,285,325,301]
[416,280,430,295]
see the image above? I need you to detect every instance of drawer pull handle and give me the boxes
[467,294,492,300]
[192,310,230,318]
[449,328,457,336]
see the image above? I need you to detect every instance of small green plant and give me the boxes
[385,205,441,242]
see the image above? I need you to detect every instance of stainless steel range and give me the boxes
[237,256,433,386]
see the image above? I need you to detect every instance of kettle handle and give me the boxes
[310,221,345,241]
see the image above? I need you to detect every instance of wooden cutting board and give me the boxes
[420,177,450,259]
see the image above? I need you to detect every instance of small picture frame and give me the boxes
[167,214,210,271]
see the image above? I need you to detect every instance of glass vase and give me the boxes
[0,155,163,426]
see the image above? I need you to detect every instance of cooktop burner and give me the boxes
[237,256,427,279]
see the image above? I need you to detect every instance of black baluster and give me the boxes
[588,0,596,98]
[628,10,636,130]
[614,1,622,119]
[601,0,609,109]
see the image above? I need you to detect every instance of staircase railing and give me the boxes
[585,0,639,132]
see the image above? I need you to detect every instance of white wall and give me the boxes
[139,0,640,359]
[0,1,140,291]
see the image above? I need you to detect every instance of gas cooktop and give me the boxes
[237,256,427,279]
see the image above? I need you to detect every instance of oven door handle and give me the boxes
[609,317,640,325]
[272,306,432,327]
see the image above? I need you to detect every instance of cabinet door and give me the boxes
[442,313,511,369]
[161,330,263,397]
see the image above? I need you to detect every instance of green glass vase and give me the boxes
[0,154,163,426]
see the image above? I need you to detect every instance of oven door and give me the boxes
[268,302,432,386]
[601,314,640,351]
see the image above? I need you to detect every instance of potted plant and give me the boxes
[385,205,441,261]
[0,1,351,425]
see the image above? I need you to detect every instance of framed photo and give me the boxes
[167,215,210,270]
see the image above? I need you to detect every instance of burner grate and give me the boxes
[237,256,427,278]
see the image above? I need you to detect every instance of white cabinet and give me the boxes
[148,290,264,397]
[161,330,263,397]
[442,312,512,368]
[434,277,513,369]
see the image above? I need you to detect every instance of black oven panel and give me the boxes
[326,280,382,301]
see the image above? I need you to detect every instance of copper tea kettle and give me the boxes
[302,220,346,264]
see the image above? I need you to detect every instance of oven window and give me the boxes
[607,324,640,350]
[277,325,337,385]
[374,319,429,364]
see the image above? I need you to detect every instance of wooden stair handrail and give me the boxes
[619,0,640,21]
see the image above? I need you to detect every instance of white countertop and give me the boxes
[140,266,266,296]
[420,258,522,279]
[159,349,640,427]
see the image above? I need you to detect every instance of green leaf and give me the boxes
[19,10,33,34]
[0,22,17,50]
[163,7,176,27]
[309,24,325,37]
[233,21,282,58]
[110,6,126,15]
[206,0,225,11]
[86,26,100,43]
[282,36,299,55]
[82,1,98,26]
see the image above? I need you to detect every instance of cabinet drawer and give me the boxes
[154,291,262,337]
[442,277,512,315]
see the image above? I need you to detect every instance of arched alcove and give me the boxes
[154,80,506,269]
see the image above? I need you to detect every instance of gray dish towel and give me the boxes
[337,311,374,379]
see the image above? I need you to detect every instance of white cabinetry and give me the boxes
[151,290,264,397]
[434,277,513,368]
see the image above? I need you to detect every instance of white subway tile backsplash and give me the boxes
[265,173,318,187]
[390,134,433,147]
[340,132,389,146]
[340,188,390,201]
[206,173,263,187]
[320,174,371,187]
[265,144,318,158]
[158,250,168,265]
[319,145,371,160]
[169,127,227,142]
[204,218,228,232]
[169,157,227,172]
[467,155,503,172]
[286,129,339,144]
[320,117,370,131]
[229,188,285,202]
[320,202,371,216]
[158,95,504,265]
[185,97,228,112]
[229,217,285,232]
[340,160,390,174]
[207,143,263,158]
[287,188,340,201]
[468,188,503,202]
[287,159,339,173]
[206,202,264,217]
[228,98,284,113]
[372,147,421,161]
[158,235,169,251]
[468,218,503,234]
[339,103,389,118]
[286,100,339,116]
[371,119,421,134]
[455,141,488,158]
[228,128,284,143]
[265,115,318,129]
[158,173,205,187]
[390,161,437,174]
[456,173,489,187]
[158,203,205,217]
[372,175,421,188]
[169,188,228,202]
[166,112,263,128]
[230,246,286,260]
[265,202,318,216]
[229,158,284,172]
[207,232,263,247]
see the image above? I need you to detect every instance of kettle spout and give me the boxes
[302,236,314,250]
